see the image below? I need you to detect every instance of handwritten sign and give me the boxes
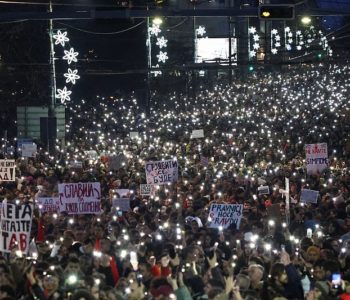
[207,204,243,229]
[0,202,33,253]
[36,197,60,213]
[145,159,178,185]
[58,182,101,215]
[0,160,15,182]
[258,186,270,195]
[305,143,328,175]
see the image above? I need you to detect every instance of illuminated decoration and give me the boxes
[248,27,260,58]
[305,25,316,48]
[157,51,168,63]
[285,27,293,51]
[156,36,168,49]
[53,30,81,105]
[63,48,79,64]
[271,28,281,55]
[53,30,69,47]
[64,68,80,85]
[196,26,206,37]
[148,19,168,76]
[296,30,304,51]
[151,64,162,77]
[149,24,161,36]
[56,86,72,104]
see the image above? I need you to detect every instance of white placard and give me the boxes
[305,143,328,175]
[58,182,101,215]
[191,129,204,139]
[145,159,178,185]
[300,189,319,204]
[22,143,37,158]
[112,198,130,212]
[207,203,243,229]
[37,197,60,213]
[0,160,15,182]
[0,202,33,253]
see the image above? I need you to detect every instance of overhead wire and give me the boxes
[56,20,145,35]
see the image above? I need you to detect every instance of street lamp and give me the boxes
[301,16,311,25]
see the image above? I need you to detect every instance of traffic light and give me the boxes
[259,5,295,20]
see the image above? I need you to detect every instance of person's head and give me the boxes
[313,260,327,281]
[138,262,152,280]
[93,223,105,240]
[306,246,321,264]
[65,257,81,274]
[42,272,60,294]
[248,264,264,284]
[63,230,75,248]
[236,273,251,291]
[271,263,288,284]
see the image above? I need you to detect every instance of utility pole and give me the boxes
[48,0,57,154]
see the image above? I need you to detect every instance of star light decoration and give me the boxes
[53,30,80,105]
[271,29,281,55]
[285,27,293,51]
[296,30,304,51]
[157,51,168,63]
[148,21,168,73]
[156,36,168,49]
[196,26,206,38]
[149,24,161,37]
[248,27,260,58]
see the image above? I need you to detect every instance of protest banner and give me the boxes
[130,132,139,139]
[200,156,209,167]
[191,129,204,139]
[112,198,130,212]
[17,138,33,151]
[0,202,33,253]
[58,182,101,215]
[140,184,154,196]
[305,143,328,175]
[69,161,83,169]
[207,203,243,229]
[258,186,270,195]
[36,197,60,213]
[0,159,15,181]
[22,143,37,158]
[300,189,319,204]
[145,159,178,185]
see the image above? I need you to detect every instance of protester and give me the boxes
[1,62,350,299]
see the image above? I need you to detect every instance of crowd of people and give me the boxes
[1,62,350,299]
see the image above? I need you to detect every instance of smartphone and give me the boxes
[281,244,286,252]
[332,273,341,288]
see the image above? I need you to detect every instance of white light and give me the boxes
[63,48,79,64]
[156,36,168,49]
[53,30,69,47]
[153,17,163,25]
[301,16,312,25]
[56,86,72,103]
[157,51,168,63]
[196,26,206,37]
[64,68,80,85]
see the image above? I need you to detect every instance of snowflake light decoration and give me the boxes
[196,26,206,37]
[296,31,303,51]
[53,30,69,47]
[248,27,260,59]
[149,24,161,36]
[54,30,80,105]
[64,68,80,85]
[157,51,168,63]
[271,29,281,55]
[56,86,72,104]
[63,48,79,64]
[156,36,168,49]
